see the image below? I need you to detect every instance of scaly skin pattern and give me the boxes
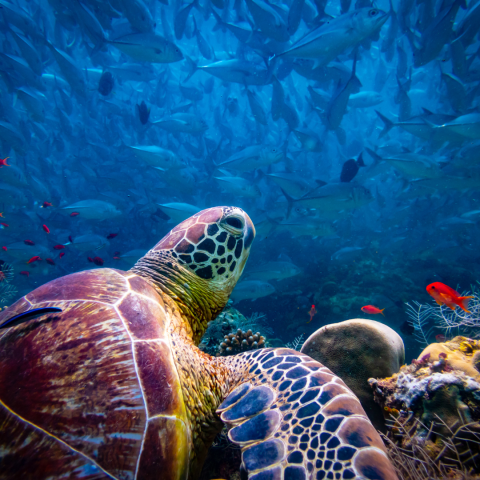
[161,295,229,476]
[217,348,399,480]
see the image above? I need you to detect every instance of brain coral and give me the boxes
[301,318,405,431]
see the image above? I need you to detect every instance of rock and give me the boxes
[301,318,405,431]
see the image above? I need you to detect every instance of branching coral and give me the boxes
[218,329,266,355]
[199,307,271,356]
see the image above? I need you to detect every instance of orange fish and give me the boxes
[307,305,317,323]
[42,224,50,233]
[426,282,473,313]
[0,212,4,218]
[27,256,41,264]
[361,305,385,316]
[0,157,10,168]
[70,212,80,217]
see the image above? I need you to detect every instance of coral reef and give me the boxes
[301,319,404,431]
[371,347,480,475]
[417,336,480,380]
[217,328,266,355]
[199,306,271,356]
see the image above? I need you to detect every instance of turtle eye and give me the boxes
[225,216,244,230]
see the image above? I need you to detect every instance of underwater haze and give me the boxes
[0,0,480,363]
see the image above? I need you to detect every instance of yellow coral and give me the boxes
[417,336,480,380]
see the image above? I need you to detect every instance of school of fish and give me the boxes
[0,0,479,322]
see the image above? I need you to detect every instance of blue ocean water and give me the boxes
[0,0,479,366]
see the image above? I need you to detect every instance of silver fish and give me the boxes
[276,8,388,66]
[109,33,183,63]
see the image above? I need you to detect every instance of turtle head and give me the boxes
[132,207,255,342]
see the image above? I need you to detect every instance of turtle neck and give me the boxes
[131,251,229,344]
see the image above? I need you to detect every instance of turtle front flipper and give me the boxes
[218,348,398,480]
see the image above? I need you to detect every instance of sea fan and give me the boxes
[405,301,436,346]
[0,283,17,306]
[431,289,480,335]
[0,262,14,283]
[286,333,305,351]
[406,287,480,344]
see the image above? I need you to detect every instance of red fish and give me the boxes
[0,157,10,167]
[20,271,29,277]
[93,256,104,266]
[24,240,35,246]
[2,246,6,251]
[361,305,385,316]
[69,235,73,243]
[436,334,446,342]
[307,305,317,324]
[42,224,50,233]
[41,202,53,208]
[53,245,65,250]
[107,233,118,239]
[87,257,93,263]
[70,212,80,217]
[0,223,9,228]
[59,252,65,259]
[426,282,473,313]
[27,256,41,264]
[46,258,55,266]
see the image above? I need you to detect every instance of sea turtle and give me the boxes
[0,206,398,480]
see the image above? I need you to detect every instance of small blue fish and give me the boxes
[0,307,62,329]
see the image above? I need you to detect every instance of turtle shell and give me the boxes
[0,268,189,480]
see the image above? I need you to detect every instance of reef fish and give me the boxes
[361,305,385,315]
[426,282,473,313]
